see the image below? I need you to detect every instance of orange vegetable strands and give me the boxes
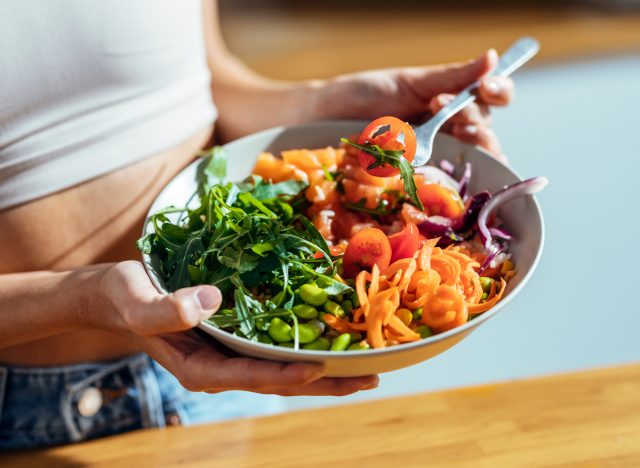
[467,278,507,314]
[321,238,511,349]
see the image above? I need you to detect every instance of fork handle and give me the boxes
[413,37,540,166]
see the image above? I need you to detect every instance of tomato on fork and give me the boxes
[356,116,417,177]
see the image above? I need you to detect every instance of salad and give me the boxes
[138,116,547,351]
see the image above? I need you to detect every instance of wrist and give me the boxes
[70,263,123,332]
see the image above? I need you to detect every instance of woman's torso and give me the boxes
[0,125,213,365]
[0,0,216,365]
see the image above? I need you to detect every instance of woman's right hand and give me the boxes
[95,261,378,396]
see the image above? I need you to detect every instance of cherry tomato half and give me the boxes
[356,116,417,177]
[342,228,392,278]
[388,223,421,263]
[418,184,465,219]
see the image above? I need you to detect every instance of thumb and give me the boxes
[411,49,498,97]
[132,285,222,336]
[107,262,223,336]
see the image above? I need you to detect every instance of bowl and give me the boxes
[141,120,545,377]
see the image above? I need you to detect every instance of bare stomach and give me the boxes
[0,126,214,366]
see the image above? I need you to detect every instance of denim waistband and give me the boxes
[0,353,172,450]
[0,353,288,451]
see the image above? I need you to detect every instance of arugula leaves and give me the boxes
[138,147,352,341]
[340,138,424,211]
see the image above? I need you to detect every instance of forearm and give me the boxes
[205,39,324,141]
[0,265,110,350]
[203,1,326,141]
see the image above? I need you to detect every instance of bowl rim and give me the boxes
[141,120,545,358]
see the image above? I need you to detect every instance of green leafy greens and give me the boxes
[138,147,352,342]
[340,138,424,211]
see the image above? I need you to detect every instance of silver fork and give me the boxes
[412,36,540,167]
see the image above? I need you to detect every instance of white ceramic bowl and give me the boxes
[142,120,544,377]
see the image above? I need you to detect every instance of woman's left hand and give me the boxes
[312,49,513,161]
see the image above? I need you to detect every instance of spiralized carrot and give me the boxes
[467,278,507,313]
[322,236,511,347]
[366,287,400,348]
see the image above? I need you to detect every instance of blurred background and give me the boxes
[218,1,640,411]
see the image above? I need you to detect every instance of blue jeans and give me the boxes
[0,353,285,451]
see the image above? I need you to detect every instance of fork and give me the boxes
[412,36,540,167]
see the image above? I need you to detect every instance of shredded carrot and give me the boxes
[322,314,353,334]
[355,270,371,309]
[467,278,507,314]
[430,250,461,286]
[417,238,439,271]
[365,287,400,349]
[421,284,468,332]
[387,315,420,340]
[397,258,417,294]
[368,264,381,301]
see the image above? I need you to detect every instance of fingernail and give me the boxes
[463,124,478,135]
[196,287,221,311]
[438,95,453,106]
[486,78,501,95]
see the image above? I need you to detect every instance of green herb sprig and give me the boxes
[340,138,424,211]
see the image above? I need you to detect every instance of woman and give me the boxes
[0,0,514,449]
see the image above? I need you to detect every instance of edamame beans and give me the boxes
[479,277,493,293]
[299,284,328,306]
[324,300,345,318]
[341,300,353,315]
[292,304,318,319]
[348,332,362,342]
[351,293,360,308]
[412,307,423,321]
[347,341,371,351]
[415,325,432,339]
[330,333,351,351]
[278,342,295,348]
[289,322,322,344]
[258,333,274,345]
[303,337,331,350]
[268,317,292,343]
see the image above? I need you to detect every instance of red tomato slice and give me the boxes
[388,223,421,263]
[342,228,392,278]
[356,116,417,178]
[417,184,465,219]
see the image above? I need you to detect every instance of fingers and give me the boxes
[106,261,222,336]
[149,331,379,397]
[450,124,508,163]
[478,76,514,106]
[409,49,498,97]
[198,357,327,393]
[429,94,491,127]
[266,375,379,396]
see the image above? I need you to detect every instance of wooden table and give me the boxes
[3,364,640,467]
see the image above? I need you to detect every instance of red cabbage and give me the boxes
[478,177,549,249]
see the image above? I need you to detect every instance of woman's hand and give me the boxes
[97,261,378,396]
[313,50,513,160]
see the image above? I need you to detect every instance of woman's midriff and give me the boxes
[0,126,214,366]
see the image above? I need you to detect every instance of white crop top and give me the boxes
[0,0,217,210]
